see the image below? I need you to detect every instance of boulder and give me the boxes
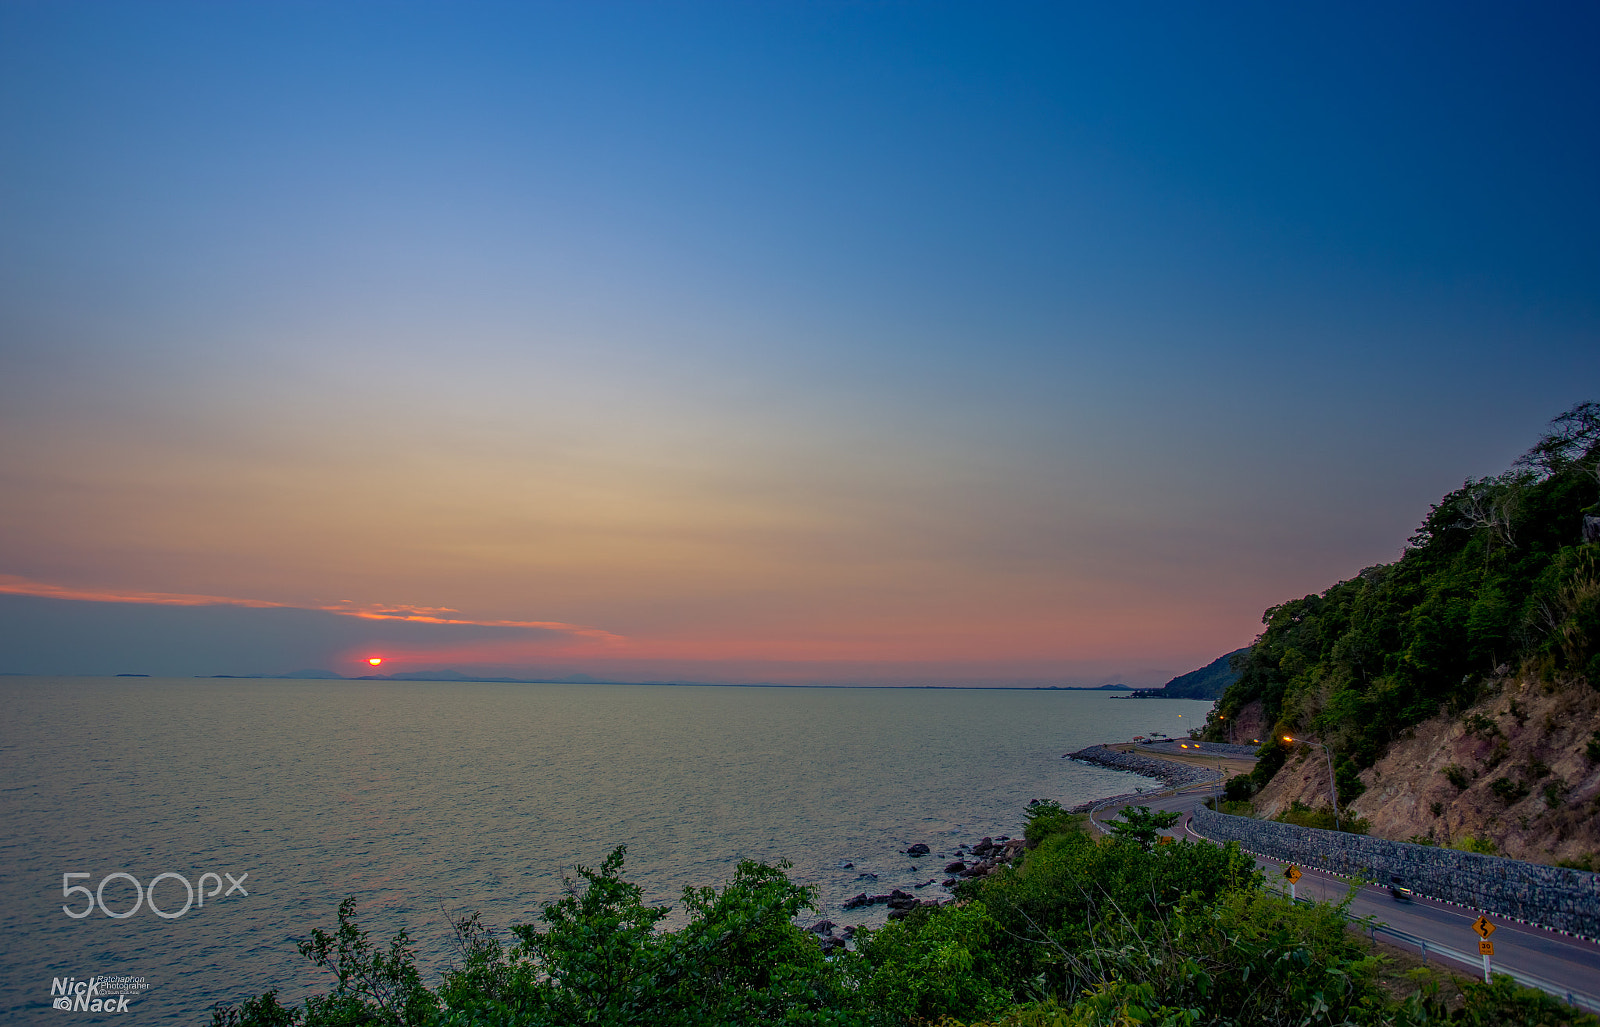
[809,920,837,936]
[886,889,917,910]
[842,893,872,910]
[907,843,930,856]
[944,860,967,874]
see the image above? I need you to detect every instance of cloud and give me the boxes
[0,575,625,677]
[0,574,623,642]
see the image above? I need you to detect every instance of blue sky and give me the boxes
[2,2,1596,683]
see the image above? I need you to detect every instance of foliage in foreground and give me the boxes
[211,813,1597,1027]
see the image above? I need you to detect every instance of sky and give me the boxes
[2,2,1597,685]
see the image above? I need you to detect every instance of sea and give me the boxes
[0,676,1213,1022]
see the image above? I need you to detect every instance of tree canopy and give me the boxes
[1206,403,1600,789]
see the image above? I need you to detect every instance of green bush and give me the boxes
[1273,799,1371,834]
[1022,800,1085,848]
[851,902,1007,1024]
[1451,835,1500,856]
[213,801,1597,1027]
[1490,777,1531,804]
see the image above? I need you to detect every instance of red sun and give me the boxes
[368,657,384,666]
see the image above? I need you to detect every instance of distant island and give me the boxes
[1046,682,1133,690]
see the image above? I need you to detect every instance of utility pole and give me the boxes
[1282,735,1341,830]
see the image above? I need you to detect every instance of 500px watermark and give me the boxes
[62,871,248,919]
[49,974,150,1013]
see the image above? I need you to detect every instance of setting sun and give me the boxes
[368,657,383,666]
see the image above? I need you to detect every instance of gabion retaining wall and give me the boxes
[1192,806,1600,939]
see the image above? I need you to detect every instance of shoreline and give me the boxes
[1062,742,1255,814]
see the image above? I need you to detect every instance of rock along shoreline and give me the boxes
[810,743,1231,944]
[1061,744,1219,813]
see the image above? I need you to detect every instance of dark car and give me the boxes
[1388,876,1415,902]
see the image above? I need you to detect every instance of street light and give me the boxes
[1282,735,1341,831]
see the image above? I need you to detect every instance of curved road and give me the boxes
[1086,744,1600,1009]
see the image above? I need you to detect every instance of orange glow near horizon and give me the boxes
[0,571,1252,683]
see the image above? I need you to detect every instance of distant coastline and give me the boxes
[192,672,1142,691]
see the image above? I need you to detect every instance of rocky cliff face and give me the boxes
[1218,699,1269,748]
[1251,672,1600,867]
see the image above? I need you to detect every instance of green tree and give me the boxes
[1107,805,1180,851]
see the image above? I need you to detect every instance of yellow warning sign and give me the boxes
[1284,865,1302,883]
[1472,916,1496,939]
[1478,940,1494,955]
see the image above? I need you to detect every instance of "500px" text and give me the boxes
[62,871,249,919]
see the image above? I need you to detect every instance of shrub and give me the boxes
[1107,805,1180,850]
[852,902,1007,1024]
[1222,773,1256,802]
[1490,777,1531,804]
[1452,835,1500,856]
[1022,800,1085,848]
[1453,972,1600,1026]
[1273,800,1371,834]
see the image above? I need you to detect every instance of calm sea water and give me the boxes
[0,677,1212,1022]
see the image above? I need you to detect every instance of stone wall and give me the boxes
[1193,806,1600,939]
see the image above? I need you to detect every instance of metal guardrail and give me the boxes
[1133,764,1600,1013]
[1302,896,1600,1014]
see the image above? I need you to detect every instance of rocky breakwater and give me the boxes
[1063,744,1219,812]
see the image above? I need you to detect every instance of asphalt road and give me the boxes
[1089,779,1600,1006]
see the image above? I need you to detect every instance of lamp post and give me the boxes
[1283,735,1341,831]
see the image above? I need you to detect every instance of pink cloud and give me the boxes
[0,574,625,648]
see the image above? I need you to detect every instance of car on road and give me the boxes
[1387,875,1415,902]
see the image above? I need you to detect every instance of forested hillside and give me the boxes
[1205,403,1600,807]
[1140,648,1246,699]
